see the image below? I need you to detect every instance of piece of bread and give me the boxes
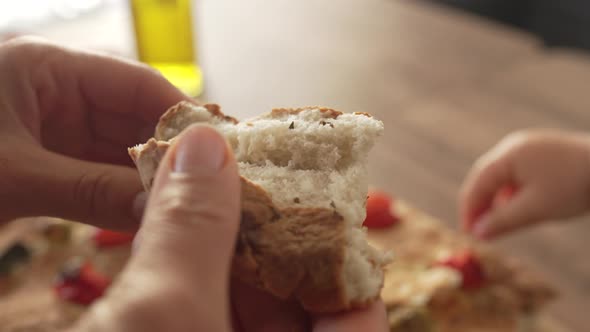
[128,102,390,313]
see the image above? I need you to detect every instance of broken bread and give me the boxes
[128,102,390,313]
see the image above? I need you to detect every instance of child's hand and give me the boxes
[460,129,590,239]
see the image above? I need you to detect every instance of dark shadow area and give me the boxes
[432,0,590,51]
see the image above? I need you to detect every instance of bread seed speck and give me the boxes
[294,197,300,203]
[289,121,295,129]
[320,121,334,128]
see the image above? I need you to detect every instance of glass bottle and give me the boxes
[130,0,203,97]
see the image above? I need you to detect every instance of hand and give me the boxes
[74,125,389,332]
[0,37,188,230]
[460,129,590,239]
[0,37,387,331]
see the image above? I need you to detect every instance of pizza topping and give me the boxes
[390,307,434,332]
[0,242,31,277]
[41,221,71,246]
[93,229,135,249]
[434,250,486,290]
[363,190,400,228]
[54,258,111,306]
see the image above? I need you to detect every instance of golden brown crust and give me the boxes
[353,112,372,117]
[202,103,239,124]
[128,139,170,190]
[270,106,342,119]
[154,102,238,141]
[154,103,353,143]
[236,195,381,312]
[236,178,382,312]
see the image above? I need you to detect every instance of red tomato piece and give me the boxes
[54,260,111,306]
[434,250,487,290]
[93,229,135,249]
[363,190,400,228]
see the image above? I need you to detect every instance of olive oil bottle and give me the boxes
[130,0,203,97]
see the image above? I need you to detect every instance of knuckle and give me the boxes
[142,63,163,77]
[72,171,113,219]
[154,185,231,227]
[504,129,531,142]
[472,154,491,171]
[500,129,554,161]
[503,129,542,151]
[471,152,502,176]
[1,36,49,63]
[111,288,199,331]
[0,36,65,88]
[483,157,504,175]
[3,35,47,46]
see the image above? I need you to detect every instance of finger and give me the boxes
[130,124,239,327]
[0,145,144,230]
[313,300,388,332]
[1,37,191,160]
[49,48,190,158]
[74,54,189,123]
[7,37,190,123]
[231,279,310,332]
[471,187,543,239]
[460,152,513,232]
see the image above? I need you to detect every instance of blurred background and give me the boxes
[434,0,590,50]
[1,0,589,330]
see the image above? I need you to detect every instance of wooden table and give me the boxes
[3,0,589,330]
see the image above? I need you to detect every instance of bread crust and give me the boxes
[129,103,385,313]
[130,141,373,312]
[270,106,342,119]
[238,178,350,312]
[128,138,170,190]
[154,102,237,141]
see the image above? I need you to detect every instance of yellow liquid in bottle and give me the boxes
[131,0,203,97]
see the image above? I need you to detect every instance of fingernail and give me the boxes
[174,125,227,173]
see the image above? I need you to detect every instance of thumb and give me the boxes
[129,124,239,327]
[471,187,544,239]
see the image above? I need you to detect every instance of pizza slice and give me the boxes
[366,194,557,332]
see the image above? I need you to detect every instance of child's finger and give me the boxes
[459,153,512,232]
[471,187,542,239]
